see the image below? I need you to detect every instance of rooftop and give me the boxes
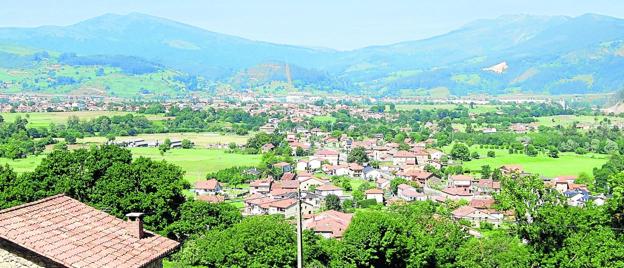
[0,194,179,268]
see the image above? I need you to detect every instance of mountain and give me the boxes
[0,13,336,79]
[0,13,623,97]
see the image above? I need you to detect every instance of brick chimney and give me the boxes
[125,212,145,239]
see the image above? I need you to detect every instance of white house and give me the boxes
[365,188,385,203]
[192,179,222,195]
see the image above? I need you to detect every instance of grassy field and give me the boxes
[0,148,261,184]
[536,115,624,128]
[0,155,45,173]
[1,111,166,128]
[130,148,261,182]
[79,132,252,147]
[444,145,608,178]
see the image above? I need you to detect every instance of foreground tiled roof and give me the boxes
[0,194,179,268]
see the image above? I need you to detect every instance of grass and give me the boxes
[312,115,337,124]
[0,155,45,173]
[1,111,165,128]
[79,132,252,147]
[536,115,624,128]
[130,148,261,183]
[444,145,608,178]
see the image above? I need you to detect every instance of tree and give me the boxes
[450,143,471,161]
[480,165,492,179]
[181,139,194,149]
[526,144,538,157]
[471,151,480,160]
[159,138,172,155]
[175,216,296,267]
[487,150,496,158]
[548,146,559,158]
[165,200,241,241]
[457,235,533,268]
[347,146,369,164]
[324,194,342,211]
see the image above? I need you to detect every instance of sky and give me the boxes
[0,0,623,50]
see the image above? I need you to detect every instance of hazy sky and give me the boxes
[1,0,623,50]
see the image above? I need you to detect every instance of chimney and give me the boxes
[125,212,145,239]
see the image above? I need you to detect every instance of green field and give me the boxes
[312,115,337,124]
[130,148,261,182]
[444,145,608,178]
[0,155,45,173]
[0,148,261,184]
[1,111,166,128]
[536,115,624,128]
[79,132,252,147]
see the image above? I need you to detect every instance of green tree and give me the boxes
[457,235,533,268]
[347,146,369,164]
[450,143,471,161]
[324,194,342,211]
[165,200,242,241]
[487,150,496,158]
[175,216,296,267]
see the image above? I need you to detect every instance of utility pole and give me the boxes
[296,188,304,268]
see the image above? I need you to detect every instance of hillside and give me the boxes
[0,45,204,98]
[0,13,624,96]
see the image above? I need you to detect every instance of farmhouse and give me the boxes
[192,179,222,195]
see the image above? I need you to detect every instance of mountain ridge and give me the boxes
[0,12,623,96]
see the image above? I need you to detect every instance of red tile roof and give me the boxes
[365,188,384,195]
[315,149,339,156]
[197,195,225,203]
[304,210,353,238]
[194,179,220,190]
[0,194,179,268]
[316,184,341,191]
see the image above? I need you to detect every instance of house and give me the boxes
[296,160,309,171]
[0,195,179,268]
[363,166,383,180]
[244,195,274,215]
[316,184,344,197]
[449,174,474,188]
[192,179,222,195]
[564,188,590,207]
[315,149,340,165]
[397,184,426,201]
[399,170,436,185]
[281,172,297,181]
[470,198,496,209]
[268,198,314,218]
[451,205,503,227]
[250,179,273,195]
[308,158,323,170]
[299,177,328,191]
[473,179,501,194]
[376,178,391,190]
[348,163,364,177]
[304,210,353,239]
[261,143,275,153]
[393,151,417,166]
[442,187,473,200]
[365,188,385,203]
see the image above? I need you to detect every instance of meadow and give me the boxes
[79,132,252,147]
[0,148,261,184]
[536,115,624,128]
[445,145,608,178]
[129,148,261,182]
